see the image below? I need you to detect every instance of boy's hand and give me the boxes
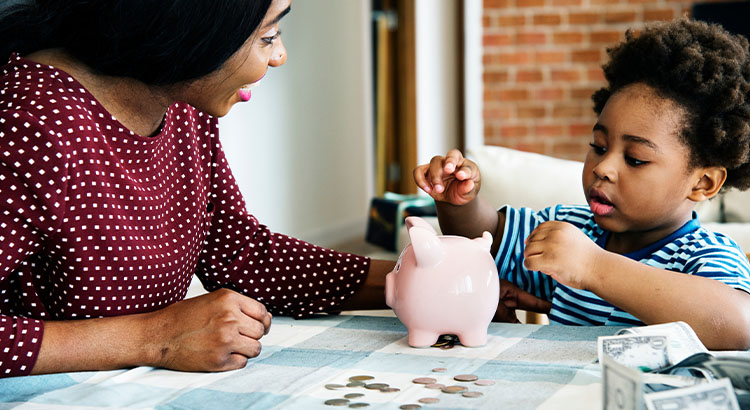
[413,149,481,206]
[523,221,604,290]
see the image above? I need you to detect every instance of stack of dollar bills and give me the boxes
[598,321,749,410]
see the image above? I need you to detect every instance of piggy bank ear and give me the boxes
[472,231,493,253]
[405,216,437,235]
[408,226,444,268]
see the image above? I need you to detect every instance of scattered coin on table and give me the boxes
[454,374,479,382]
[412,377,437,385]
[325,384,346,390]
[432,367,447,373]
[425,383,445,390]
[349,375,374,382]
[441,385,468,394]
[324,398,350,406]
[417,397,440,404]
[463,391,484,398]
[381,387,401,393]
[364,383,389,390]
[344,393,364,399]
[346,381,365,387]
[348,403,370,408]
[399,405,421,410]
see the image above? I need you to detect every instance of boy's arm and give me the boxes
[523,221,750,350]
[587,252,750,350]
[436,197,506,256]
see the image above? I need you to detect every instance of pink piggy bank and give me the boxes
[385,216,500,347]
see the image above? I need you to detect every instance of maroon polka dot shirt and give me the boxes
[0,54,370,377]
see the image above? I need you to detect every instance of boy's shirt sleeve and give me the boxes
[495,204,559,301]
[681,238,750,294]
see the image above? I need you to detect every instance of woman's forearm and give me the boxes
[32,313,156,374]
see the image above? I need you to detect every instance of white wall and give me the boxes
[218,1,374,247]
[415,0,461,165]
[463,0,484,152]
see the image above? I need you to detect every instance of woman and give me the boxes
[0,0,402,378]
[0,0,546,378]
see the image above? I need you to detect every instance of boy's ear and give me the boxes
[688,166,727,201]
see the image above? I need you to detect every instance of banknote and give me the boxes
[617,321,707,364]
[602,354,644,410]
[699,356,750,391]
[644,378,740,410]
[599,334,670,371]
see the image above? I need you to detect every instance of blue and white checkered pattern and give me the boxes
[0,315,618,410]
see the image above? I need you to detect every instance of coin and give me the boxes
[344,393,365,399]
[431,367,447,373]
[441,385,468,394]
[462,391,484,398]
[399,405,421,410]
[454,374,479,382]
[474,379,495,386]
[325,384,346,390]
[324,398,350,406]
[425,383,445,390]
[418,397,440,404]
[346,381,365,387]
[364,383,389,390]
[412,377,437,384]
[381,387,401,393]
[349,375,375,382]
[439,344,454,350]
[348,403,370,408]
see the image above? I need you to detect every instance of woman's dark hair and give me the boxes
[0,0,273,85]
[592,18,750,190]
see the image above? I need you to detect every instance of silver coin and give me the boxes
[418,397,440,404]
[453,374,479,382]
[462,391,484,398]
[324,398,350,406]
[349,375,375,382]
[364,383,389,390]
[425,383,445,390]
[381,387,401,393]
[441,385,468,394]
[344,393,365,399]
[325,384,346,390]
[431,367,447,373]
[348,403,370,408]
[412,377,437,384]
[474,379,495,386]
[399,405,422,410]
[346,381,365,388]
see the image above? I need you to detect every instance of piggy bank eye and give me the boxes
[396,262,401,271]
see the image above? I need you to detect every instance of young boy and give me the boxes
[413,18,750,350]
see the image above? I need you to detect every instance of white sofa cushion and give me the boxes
[722,188,750,223]
[466,145,586,210]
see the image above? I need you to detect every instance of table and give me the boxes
[0,315,620,410]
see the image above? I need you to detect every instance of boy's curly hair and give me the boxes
[592,18,750,190]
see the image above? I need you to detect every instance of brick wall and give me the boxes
[482,0,698,160]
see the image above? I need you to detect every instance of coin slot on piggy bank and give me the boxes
[385,216,500,347]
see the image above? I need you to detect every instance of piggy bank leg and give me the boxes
[407,328,440,348]
[456,330,488,347]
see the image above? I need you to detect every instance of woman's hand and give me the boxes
[523,221,604,290]
[148,288,272,372]
[493,279,552,322]
[413,149,481,206]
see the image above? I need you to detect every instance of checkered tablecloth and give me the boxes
[0,315,619,409]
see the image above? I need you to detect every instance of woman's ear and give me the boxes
[688,166,727,201]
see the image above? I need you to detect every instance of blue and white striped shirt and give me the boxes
[496,204,750,326]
